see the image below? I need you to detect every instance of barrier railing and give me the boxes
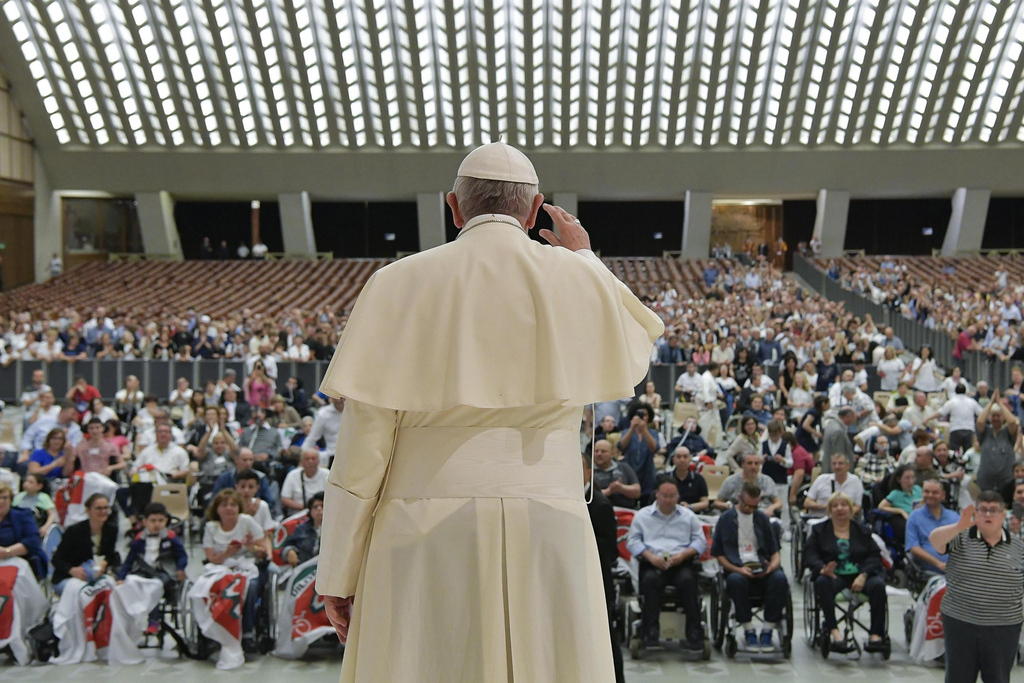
[793,253,1017,389]
[0,357,881,407]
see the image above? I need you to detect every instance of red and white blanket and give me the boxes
[188,564,252,670]
[909,574,946,663]
[273,557,334,658]
[51,575,163,665]
[0,558,46,664]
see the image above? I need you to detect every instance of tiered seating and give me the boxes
[0,259,393,319]
[813,254,1024,290]
[0,256,719,320]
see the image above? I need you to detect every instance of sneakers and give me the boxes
[758,630,774,651]
[145,621,160,636]
[744,630,758,649]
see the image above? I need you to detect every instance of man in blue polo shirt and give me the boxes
[906,478,959,573]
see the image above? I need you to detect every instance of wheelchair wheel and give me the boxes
[790,519,803,579]
[712,589,729,650]
[802,578,818,649]
[724,633,737,659]
[628,636,642,660]
[177,580,213,660]
[783,589,794,659]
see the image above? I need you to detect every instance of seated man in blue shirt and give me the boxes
[626,479,707,650]
[905,478,959,573]
[212,448,275,507]
[712,482,789,652]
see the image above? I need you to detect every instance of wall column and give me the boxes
[32,152,61,282]
[812,189,850,258]
[551,192,578,217]
[682,190,712,258]
[941,187,990,256]
[134,191,182,259]
[278,192,316,256]
[416,192,446,250]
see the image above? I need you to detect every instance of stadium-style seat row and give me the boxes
[0,256,730,318]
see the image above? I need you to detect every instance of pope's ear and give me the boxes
[445,192,465,228]
[523,193,545,229]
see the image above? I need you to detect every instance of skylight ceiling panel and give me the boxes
[695,0,728,147]
[394,0,432,147]
[175,0,235,146]
[812,0,856,145]
[627,0,660,148]
[563,1,588,147]
[878,0,930,144]
[601,2,628,147]
[949,0,1008,144]
[478,0,511,145]
[158,0,213,146]
[735,0,771,147]
[659,0,690,147]
[967,0,1021,143]
[115,0,183,147]
[762,0,799,145]
[991,7,1024,143]
[582,0,611,147]
[855,0,900,145]
[782,0,823,146]
[232,0,279,147]
[4,0,73,142]
[259,0,305,146]
[276,0,327,147]
[143,1,197,146]
[55,0,119,146]
[26,0,95,144]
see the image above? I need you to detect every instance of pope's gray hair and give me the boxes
[452,176,538,221]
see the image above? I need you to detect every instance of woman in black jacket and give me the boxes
[804,492,888,652]
[51,494,121,592]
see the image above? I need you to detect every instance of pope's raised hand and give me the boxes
[539,204,592,252]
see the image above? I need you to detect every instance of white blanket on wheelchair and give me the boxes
[52,575,163,665]
[0,558,46,664]
[188,564,251,670]
[908,574,946,663]
[272,558,335,659]
[55,472,120,527]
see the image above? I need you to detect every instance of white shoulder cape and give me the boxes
[319,217,665,411]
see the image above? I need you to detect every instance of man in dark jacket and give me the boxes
[711,482,789,651]
[584,453,624,683]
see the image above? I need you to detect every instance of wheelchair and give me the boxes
[625,570,714,661]
[162,562,280,662]
[711,570,793,659]
[802,575,891,660]
[624,516,717,662]
[899,558,936,651]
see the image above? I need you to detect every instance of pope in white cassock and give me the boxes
[316,142,664,682]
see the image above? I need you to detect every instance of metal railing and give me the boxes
[793,253,1018,388]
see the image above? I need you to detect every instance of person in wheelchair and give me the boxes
[203,489,272,652]
[712,482,789,651]
[905,478,959,574]
[876,465,922,547]
[280,492,324,567]
[625,479,707,651]
[116,502,189,634]
[805,492,889,653]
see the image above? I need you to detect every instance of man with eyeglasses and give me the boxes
[930,491,1024,682]
[712,482,789,652]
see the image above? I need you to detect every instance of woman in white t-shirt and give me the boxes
[202,489,269,576]
[904,345,942,393]
[875,346,905,392]
[202,489,271,647]
[787,371,814,421]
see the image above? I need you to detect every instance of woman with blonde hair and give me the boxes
[804,492,888,653]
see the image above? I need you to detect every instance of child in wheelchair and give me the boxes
[13,473,56,539]
[116,502,189,634]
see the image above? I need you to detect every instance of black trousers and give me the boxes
[638,559,701,641]
[942,614,1022,683]
[813,573,887,636]
[725,568,789,625]
[949,429,974,455]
